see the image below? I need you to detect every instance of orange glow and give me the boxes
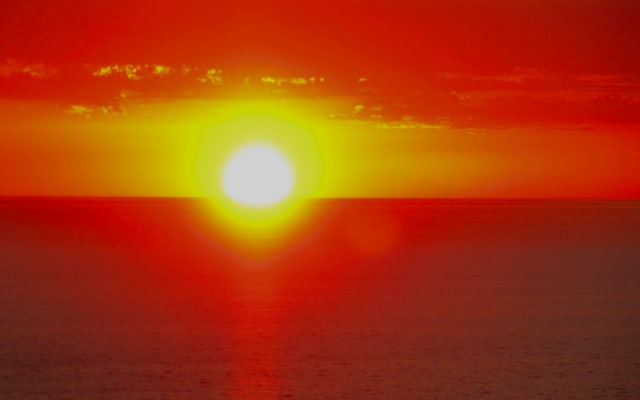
[343,207,403,258]
[0,1,639,199]
[2,2,640,398]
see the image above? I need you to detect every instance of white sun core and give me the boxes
[221,144,294,207]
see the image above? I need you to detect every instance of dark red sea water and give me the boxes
[1,199,639,399]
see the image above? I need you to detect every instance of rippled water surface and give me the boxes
[1,199,639,399]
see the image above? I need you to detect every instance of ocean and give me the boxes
[1,199,639,399]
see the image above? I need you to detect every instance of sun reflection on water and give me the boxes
[228,273,286,399]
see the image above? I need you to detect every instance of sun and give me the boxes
[222,144,294,207]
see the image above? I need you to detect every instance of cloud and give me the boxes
[64,105,94,118]
[2,60,640,127]
[91,64,173,80]
[375,117,446,130]
[64,104,126,119]
[198,68,224,85]
[0,59,57,79]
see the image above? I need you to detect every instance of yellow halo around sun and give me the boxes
[222,144,294,207]
[196,109,324,243]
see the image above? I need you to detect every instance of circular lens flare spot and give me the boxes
[222,144,294,207]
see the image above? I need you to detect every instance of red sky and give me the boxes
[1,0,639,197]
[3,0,640,73]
